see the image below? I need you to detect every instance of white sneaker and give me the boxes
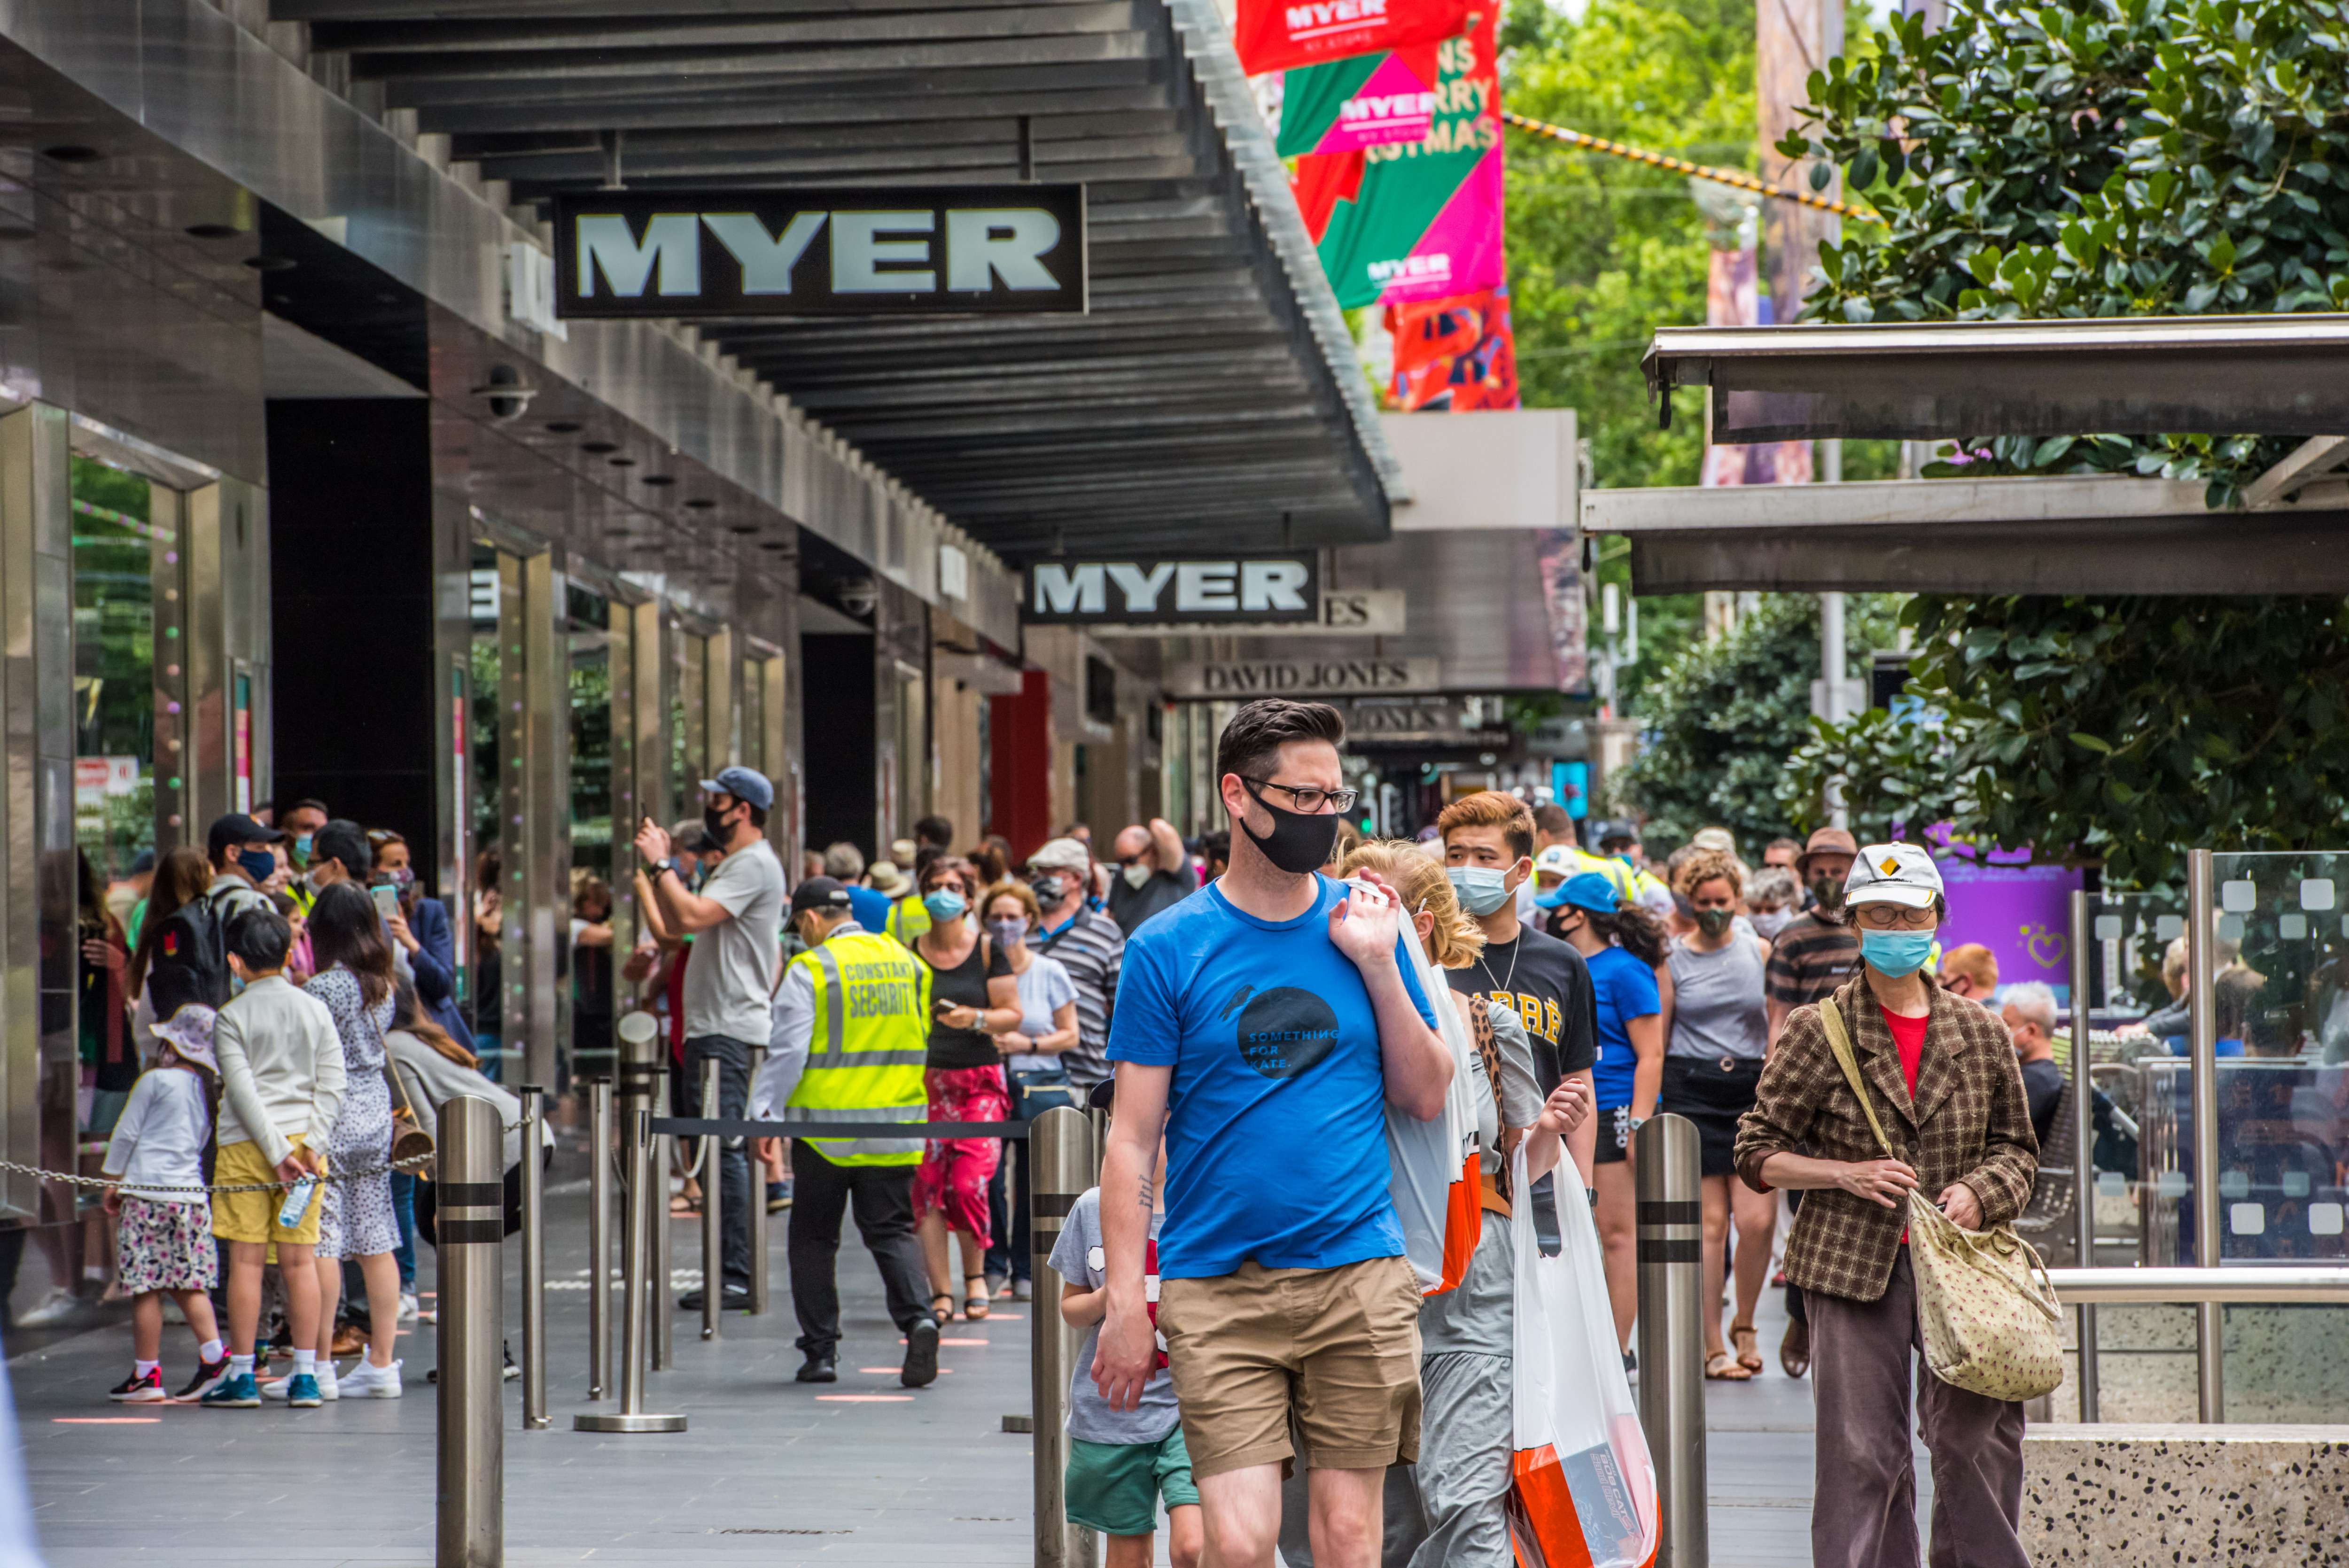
[338,1358,403,1398]
[15,1289,80,1327]
[397,1293,420,1324]
[261,1366,340,1402]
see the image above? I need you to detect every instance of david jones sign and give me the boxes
[1167,658,1442,697]
[553,186,1087,318]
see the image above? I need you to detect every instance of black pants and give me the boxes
[682,1033,754,1292]
[786,1140,931,1358]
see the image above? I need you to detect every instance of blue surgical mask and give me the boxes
[1446,866,1513,917]
[235,849,276,886]
[923,889,966,922]
[292,833,313,866]
[1859,928,1936,978]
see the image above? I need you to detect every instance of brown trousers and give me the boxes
[1807,1248,2029,1568]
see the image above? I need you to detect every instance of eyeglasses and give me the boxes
[1854,904,1938,930]
[1242,778,1359,815]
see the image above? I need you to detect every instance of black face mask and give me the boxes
[1238,783,1340,876]
[704,804,734,843]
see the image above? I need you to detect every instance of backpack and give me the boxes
[145,893,233,1018]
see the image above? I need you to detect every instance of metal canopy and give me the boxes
[1586,474,2349,594]
[280,0,1399,557]
[1641,314,2349,442]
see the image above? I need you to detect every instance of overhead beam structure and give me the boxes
[1641,313,2349,442]
[1585,474,2349,594]
[283,0,1401,558]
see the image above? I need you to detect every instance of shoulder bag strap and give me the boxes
[1817,996,1900,1163]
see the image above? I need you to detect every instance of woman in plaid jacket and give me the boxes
[1732,842,2038,1568]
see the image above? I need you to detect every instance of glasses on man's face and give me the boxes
[1243,778,1359,815]
[1854,904,1937,931]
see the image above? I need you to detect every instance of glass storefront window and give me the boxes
[569,583,615,1078]
[468,543,504,1066]
[70,456,158,884]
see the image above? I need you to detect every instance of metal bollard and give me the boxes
[747,1043,770,1316]
[1635,1113,1708,1568]
[437,1094,506,1568]
[1029,1107,1099,1568]
[2186,847,2224,1422]
[519,1085,547,1431]
[653,1069,674,1371]
[700,1056,723,1341]
[572,1101,686,1434]
[2067,890,2100,1421]
[586,1078,612,1401]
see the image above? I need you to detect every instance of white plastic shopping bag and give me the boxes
[1385,933,1482,1295]
[1507,1143,1659,1568]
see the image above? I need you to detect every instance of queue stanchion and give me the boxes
[700,1056,723,1341]
[1635,1113,1709,1568]
[519,1084,547,1431]
[747,1043,770,1316]
[437,1094,506,1568]
[585,1077,612,1401]
[573,1097,686,1435]
[653,1065,674,1370]
[1028,1107,1098,1568]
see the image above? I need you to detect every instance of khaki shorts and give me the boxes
[210,1138,327,1246]
[1158,1255,1423,1482]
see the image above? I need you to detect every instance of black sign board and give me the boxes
[1025,555,1322,626]
[552,186,1087,318]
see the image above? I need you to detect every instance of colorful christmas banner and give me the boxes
[1276,46,1440,157]
[1388,286,1518,410]
[1299,16,1502,309]
[1236,0,1471,78]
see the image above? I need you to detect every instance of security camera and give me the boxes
[470,364,537,421]
[837,578,877,619]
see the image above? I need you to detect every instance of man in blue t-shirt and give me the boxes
[1095,699,1454,1568]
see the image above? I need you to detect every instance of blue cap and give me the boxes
[700,766,775,811]
[1546,871,1623,914]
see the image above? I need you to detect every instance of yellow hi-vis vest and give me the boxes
[781,930,932,1167]
[1568,847,1670,908]
[885,892,931,946]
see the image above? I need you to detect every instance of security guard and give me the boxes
[1529,831,1672,920]
[751,876,941,1388]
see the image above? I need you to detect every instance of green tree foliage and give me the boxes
[1782,596,2349,888]
[1781,0,2349,503]
[1615,594,1901,850]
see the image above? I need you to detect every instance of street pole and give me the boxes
[436,1094,505,1568]
[2067,891,2099,1421]
[519,1084,547,1431]
[585,1078,611,1401]
[700,1056,722,1341]
[1029,1108,1099,1568]
[747,1042,770,1315]
[2186,847,2223,1421]
[653,1066,674,1370]
[571,1099,687,1435]
[1635,1114,1708,1568]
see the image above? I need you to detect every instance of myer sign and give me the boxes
[1167,658,1442,697]
[553,186,1087,318]
[1027,556,1321,626]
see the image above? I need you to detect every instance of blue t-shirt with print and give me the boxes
[1587,943,1662,1109]
[1106,875,1439,1280]
[844,885,894,935]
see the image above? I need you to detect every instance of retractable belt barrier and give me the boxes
[652,1118,1033,1139]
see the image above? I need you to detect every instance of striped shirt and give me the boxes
[1034,906,1124,1088]
[1763,910,1861,1008]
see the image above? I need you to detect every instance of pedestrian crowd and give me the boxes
[37,799,528,1412]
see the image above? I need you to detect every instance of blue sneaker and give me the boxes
[200,1371,260,1408]
[284,1372,321,1408]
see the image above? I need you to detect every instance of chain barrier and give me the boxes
[2,1120,524,1197]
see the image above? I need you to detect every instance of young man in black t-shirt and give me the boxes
[1438,791,1598,1180]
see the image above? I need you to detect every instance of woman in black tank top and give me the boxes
[909,857,1016,1321]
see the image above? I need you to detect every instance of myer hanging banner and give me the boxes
[1026,555,1322,626]
[1236,0,1471,77]
[552,186,1087,317]
[1276,47,1440,157]
[1300,14,1501,309]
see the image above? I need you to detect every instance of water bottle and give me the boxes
[277,1173,318,1231]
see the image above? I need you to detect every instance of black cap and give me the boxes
[790,876,855,916]
[207,812,285,860]
[1087,1078,1117,1112]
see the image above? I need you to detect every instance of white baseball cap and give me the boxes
[1843,841,1945,909]
[1532,844,1579,881]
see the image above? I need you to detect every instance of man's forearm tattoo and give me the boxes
[1137,1173,1154,1213]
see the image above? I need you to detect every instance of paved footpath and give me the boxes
[4,1147,1864,1567]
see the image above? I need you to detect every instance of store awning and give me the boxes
[1586,473,2349,594]
[283,0,1400,556]
[1641,314,2349,442]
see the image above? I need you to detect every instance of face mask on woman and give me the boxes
[1859,927,1936,978]
[986,916,1027,949]
[1750,907,1793,940]
[1446,865,1513,917]
[923,888,966,923]
[1693,906,1735,937]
